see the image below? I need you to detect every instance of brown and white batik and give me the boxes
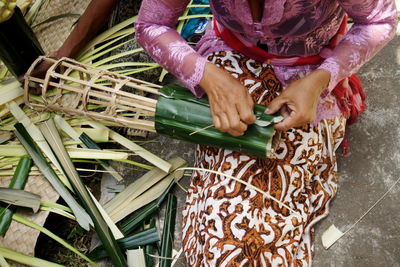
[182,51,346,267]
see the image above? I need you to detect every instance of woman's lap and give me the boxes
[182,51,346,266]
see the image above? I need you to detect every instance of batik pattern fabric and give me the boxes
[182,51,346,266]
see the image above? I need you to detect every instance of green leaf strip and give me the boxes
[0,247,62,267]
[0,157,31,236]
[159,194,177,267]
[13,123,93,231]
[12,214,97,266]
[39,119,127,267]
[88,227,160,260]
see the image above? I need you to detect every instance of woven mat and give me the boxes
[0,175,59,265]
[33,0,91,53]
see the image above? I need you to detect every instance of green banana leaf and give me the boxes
[155,85,281,158]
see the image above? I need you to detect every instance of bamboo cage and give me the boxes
[24,56,160,133]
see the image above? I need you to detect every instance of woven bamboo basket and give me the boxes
[25,56,160,132]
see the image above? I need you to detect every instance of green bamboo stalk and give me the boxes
[159,194,178,267]
[39,119,127,267]
[0,156,31,236]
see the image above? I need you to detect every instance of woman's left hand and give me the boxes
[266,69,331,131]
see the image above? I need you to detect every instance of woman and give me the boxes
[136,1,397,266]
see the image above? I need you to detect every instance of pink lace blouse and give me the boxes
[136,0,397,120]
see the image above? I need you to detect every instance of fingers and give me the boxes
[266,95,287,115]
[236,94,256,124]
[274,107,316,131]
[274,114,297,131]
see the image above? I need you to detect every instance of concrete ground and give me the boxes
[106,2,400,266]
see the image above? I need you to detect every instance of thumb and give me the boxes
[266,95,287,114]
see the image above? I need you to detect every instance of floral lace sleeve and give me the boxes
[318,0,398,91]
[135,0,207,97]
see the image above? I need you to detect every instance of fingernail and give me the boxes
[265,108,271,114]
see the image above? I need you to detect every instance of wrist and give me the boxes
[199,62,219,94]
[312,69,331,92]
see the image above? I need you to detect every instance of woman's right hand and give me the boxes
[199,62,256,136]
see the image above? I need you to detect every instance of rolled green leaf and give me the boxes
[0,156,32,236]
[159,194,177,267]
[39,119,127,267]
[88,227,160,260]
[155,85,280,158]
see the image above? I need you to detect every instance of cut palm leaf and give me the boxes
[0,188,40,212]
[110,167,185,224]
[120,179,177,235]
[88,227,160,261]
[0,247,62,267]
[159,194,178,267]
[77,33,131,62]
[40,206,75,220]
[0,78,23,105]
[0,132,11,144]
[0,144,128,159]
[54,115,123,181]
[80,39,132,64]
[144,218,156,267]
[0,157,31,236]
[8,101,72,189]
[0,254,9,267]
[13,123,93,230]
[24,0,47,25]
[39,119,127,267]
[87,121,171,173]
[104,157,186,222]
[78,16,137,57]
